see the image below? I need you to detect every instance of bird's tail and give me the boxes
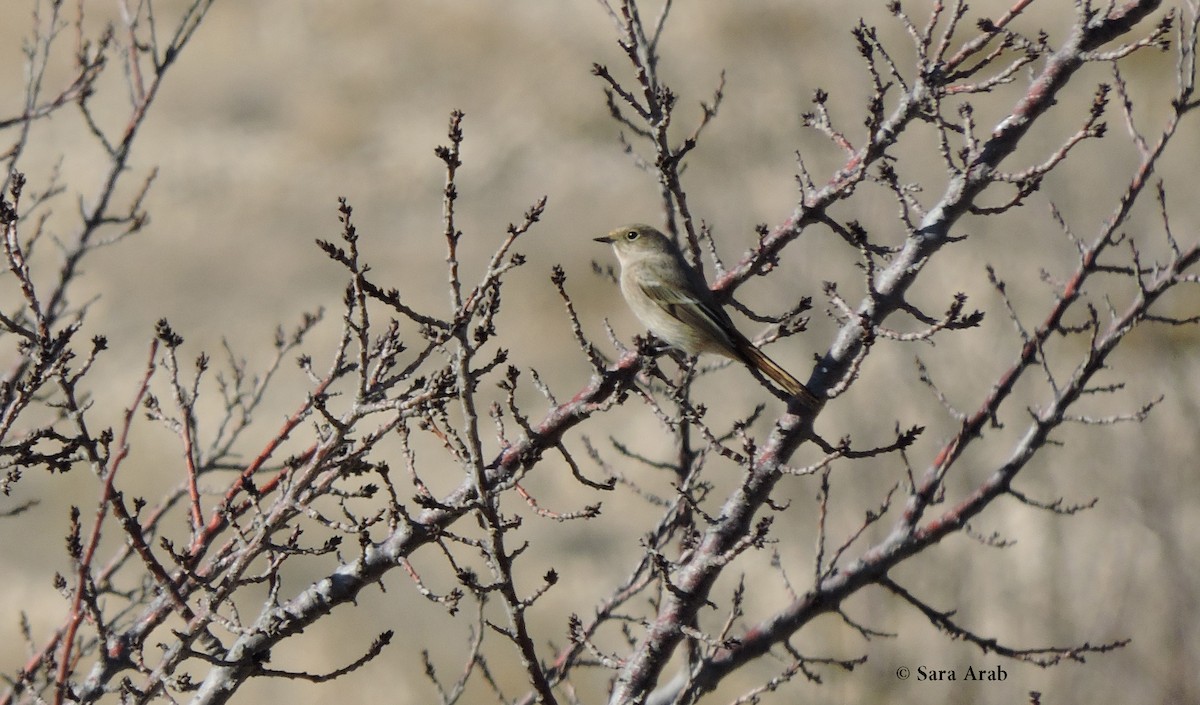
[735,341,823,411]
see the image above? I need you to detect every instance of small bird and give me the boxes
[595,224,822,410]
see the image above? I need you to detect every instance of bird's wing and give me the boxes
[638,282,735,349]
[639,282,823,409]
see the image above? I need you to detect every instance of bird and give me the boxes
[595,223,821,410]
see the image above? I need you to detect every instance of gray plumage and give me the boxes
[595,224,821,410]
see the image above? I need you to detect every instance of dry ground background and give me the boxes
[1,1,1198,703]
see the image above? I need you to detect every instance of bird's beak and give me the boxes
[594,235,614,244]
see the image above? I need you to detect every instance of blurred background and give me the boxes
[1,1,1197,703]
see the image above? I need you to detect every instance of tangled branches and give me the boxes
[1,1,1198,704]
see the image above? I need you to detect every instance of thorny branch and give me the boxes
[1,1,1197,705]
[586,1,1200,704]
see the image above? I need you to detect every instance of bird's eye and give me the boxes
[625,230,639,241]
